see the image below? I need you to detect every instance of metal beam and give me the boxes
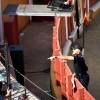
[0,0,3,42]
[3,4,74,17]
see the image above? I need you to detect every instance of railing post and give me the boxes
[79,88,84,100]
[4,41,11,100]
[67,74,73,100]
[4,42,10,86]
[60,61,66,99]
[53,49,61,86]
[53,26,57,38]
[55,17,60,26]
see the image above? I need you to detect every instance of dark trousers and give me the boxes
[76,73,90,90]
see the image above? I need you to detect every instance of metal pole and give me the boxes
[0,0,3,42]
[82,22,85,56]
[29,0,33,22]
[75,0,79,38]
[24,77,26,95]
[5,42,10,86]
[83,23,84,48]
[4,42,11,100]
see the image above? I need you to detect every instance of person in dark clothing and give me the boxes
[48,45,89,90]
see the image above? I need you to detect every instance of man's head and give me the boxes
[71,45,83,56]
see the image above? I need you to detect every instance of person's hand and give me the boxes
[64,0,71,5]
[64,1,68,5]
[47,56,55,61]
[6,88,12,96]
[72,73,76,78]
[3,88,12,99]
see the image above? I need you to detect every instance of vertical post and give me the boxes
[29,0,33,22]
[0,0,3,42]
[83,23,85,48]
[82,0,86,56]
[82,23,85,56]
[65,17,68,40]
[79,88,84,100]
[75,0,79,38]
[4,41,11,100]
[4,42,10,85]
[24,78,26,95]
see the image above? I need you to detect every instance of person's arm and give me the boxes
[3,89,11,100]
[48,55,74,61]
[57,55,74,60]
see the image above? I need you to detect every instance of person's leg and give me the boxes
[79,73,90,90]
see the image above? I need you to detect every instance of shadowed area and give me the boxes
[19,21,54,100]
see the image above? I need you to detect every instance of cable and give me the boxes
[0,55,58,100]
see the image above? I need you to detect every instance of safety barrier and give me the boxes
[52,16,95,100]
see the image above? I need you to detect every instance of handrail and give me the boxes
[52,16,95,100]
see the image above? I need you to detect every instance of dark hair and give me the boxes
[18,94,28,100]
[71,45,83,51]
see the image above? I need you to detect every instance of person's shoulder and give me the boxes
[74,54,83,59]
[74,54,81,57]
[77,54,83,57]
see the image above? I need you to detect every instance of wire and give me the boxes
[0,55,58,100]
